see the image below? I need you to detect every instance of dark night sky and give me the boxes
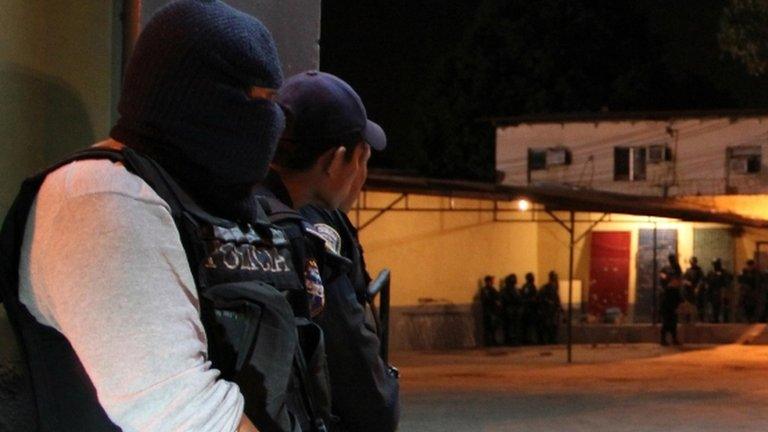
[320,1,480,172]
[320,1,768,179]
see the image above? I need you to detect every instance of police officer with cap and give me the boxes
[271,71,399,432]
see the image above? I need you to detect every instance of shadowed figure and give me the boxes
[479,275,501,346]
[659,253,683,346]
[538,271,563,345]
[520,272,539,345]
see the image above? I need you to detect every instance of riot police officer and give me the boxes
[684,257,705,321]
[660,253,683,345]
[705,258,732,323]
[538,271,563,345]
[499,273,522,346]
[739,259,762,323]
[479,275,501,346]
[520,272,539,344]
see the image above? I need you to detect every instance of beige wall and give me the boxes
[355,192,538,306]
[496,117,768,197]
[355,192,768,318]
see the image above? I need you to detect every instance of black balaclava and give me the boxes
[110,0,284,222]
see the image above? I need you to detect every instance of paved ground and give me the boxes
[392,344,768,431]
[6,326,768,432]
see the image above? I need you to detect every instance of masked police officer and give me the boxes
[520,272,539,344]
[269,71,399,432]
[538,271,563,345]
[0,2,297,431]
[499,274,522,346]
[706,258,732,323]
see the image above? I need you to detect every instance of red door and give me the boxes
[589,231,631,318]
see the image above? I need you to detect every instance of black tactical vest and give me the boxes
[0,147,329,432]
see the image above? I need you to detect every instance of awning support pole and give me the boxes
[359,193,407,231]
[574,213,609,244]
[568,210,575,364]
[652,222,658,325]
[545,210,570,233]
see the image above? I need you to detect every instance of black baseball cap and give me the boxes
[276,71,386,151]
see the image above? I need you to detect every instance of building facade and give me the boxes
[496,112,768,197]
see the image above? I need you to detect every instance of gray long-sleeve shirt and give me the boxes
[18,150,244,431]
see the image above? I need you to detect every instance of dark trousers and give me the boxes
[482,313,497,346]
[708,298,722,323]
[661,312,678,344]
[502,311,521,345]
[521,311,537,344]
[696,294,707,322]
[541,323,558,345]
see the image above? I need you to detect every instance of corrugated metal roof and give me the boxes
[488,109,768,127]
[364,172,768,228]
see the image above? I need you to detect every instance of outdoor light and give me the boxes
[517,199,531,211]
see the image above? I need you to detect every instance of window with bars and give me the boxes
[614,146,647,181]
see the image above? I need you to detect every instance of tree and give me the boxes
[719,0,768,75]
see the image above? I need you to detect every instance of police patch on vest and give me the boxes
[313,223,342,255]
[204,240,292,273]
[305,258,325,317]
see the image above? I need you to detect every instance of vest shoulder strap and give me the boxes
[256,195,304,224]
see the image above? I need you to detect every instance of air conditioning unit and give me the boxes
[528,146,572,171]
[729,157,750,174]
[648,144,671,164]
[545,147,572,167]
[728,145,762,174]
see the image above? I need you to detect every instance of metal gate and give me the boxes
[635,229,677,323]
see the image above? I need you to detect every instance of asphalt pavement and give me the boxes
[393,344,768,431]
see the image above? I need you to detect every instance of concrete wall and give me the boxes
[356,192,539,307]
[496,117,768,196]
[0,0,120,218]
[0,2,120,427]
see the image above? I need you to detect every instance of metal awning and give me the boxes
[361,171,768,363]
[363,172,768,228]
[487,108,768,126]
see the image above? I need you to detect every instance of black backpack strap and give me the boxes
[119,147,240,228]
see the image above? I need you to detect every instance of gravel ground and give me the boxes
[392,344,768,432]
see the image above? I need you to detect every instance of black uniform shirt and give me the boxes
[300,205,400,432]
